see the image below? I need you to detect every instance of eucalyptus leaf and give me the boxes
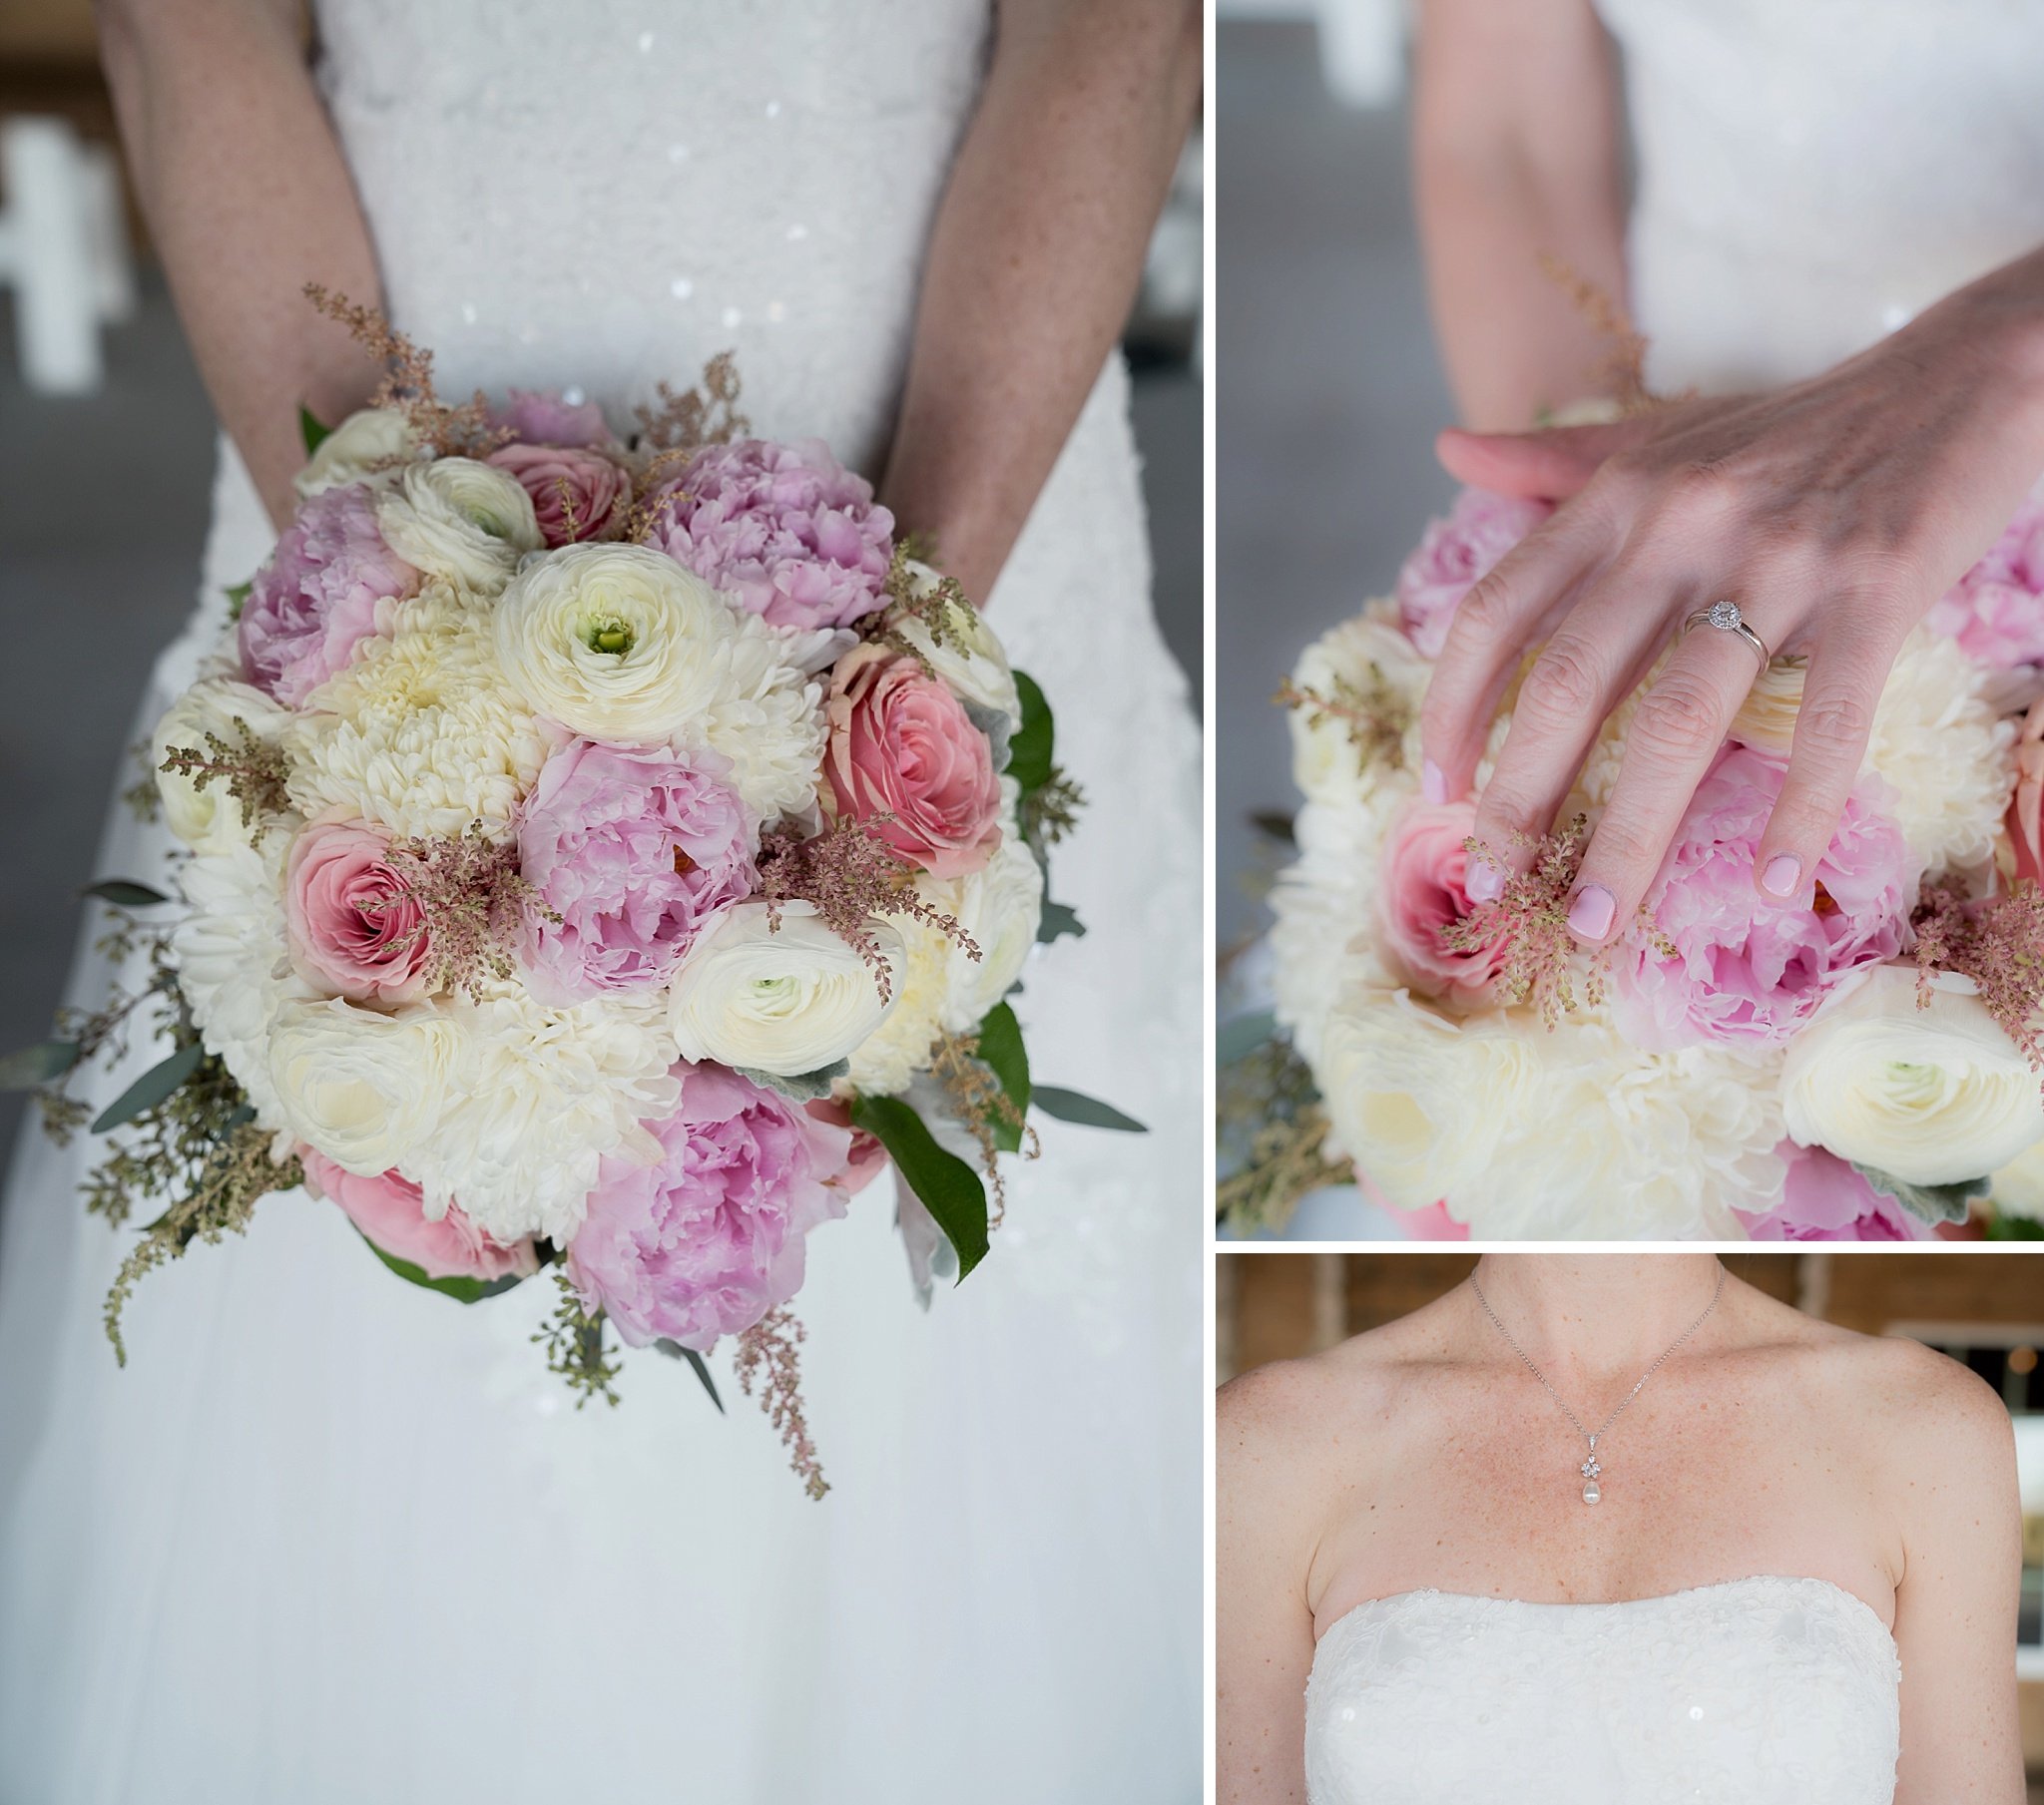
[1006,670,1054,793]
[654,1339,726,1412]
[851,1094,989,1280]
[736,1060,848,1104]
[1031,1085,1147,1134]
[962,698,1014,776]
[224,580,254,623]
[1036,900,1086,944]
[84,879,170,908]
[1218,1009,1280,1070]
[1250,809,1297,846]
[358,1232,530,1304]
[0,1039,80,1091]
[1850,1160,1986,1227]
[974,1001,1031,1154]
[299,404,333,456]
[90,1042,204,1133]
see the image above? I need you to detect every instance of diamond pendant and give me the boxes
[1580,1438,1602,1506]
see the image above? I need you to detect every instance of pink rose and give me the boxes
[2007,697,2044,886]
[1735,1142,1931,1241]
[1376,800,1508,998]
[285,820,432,1003]
[490,387,614,449]
[518,740,757,998]
[566,1064,856,1350]
[239,483,419,705]
[1612,743,1910,1049]
[1395,486,1553,659]
[486,441,631,548]
[302,1149,539,1280]
[805,1097,889,1196]
[644,437,895,631]
[1923,483,2044,668]
[824,643,1003,878]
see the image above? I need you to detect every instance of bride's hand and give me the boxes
[1418,261,2044,943]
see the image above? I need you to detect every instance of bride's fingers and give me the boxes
[1754,627,1902,901]
[1562,625,1773,945]
[1435,420,1651,501]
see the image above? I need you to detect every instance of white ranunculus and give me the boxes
[698,610,828,825]
[294,407,420,498]
[286,581,549,840]
[1987,1136,2044,1222]
[375,457,540,593]
[1285,600,1429,809]
[669,900,900,1078]
[152,677,298,854]
[932,836,1044,1034]
[1783,964,2044,1184]
[267,997,462,1176]
[845,912,953,1096]
[493,544,754,744]
[889,559,1022,727]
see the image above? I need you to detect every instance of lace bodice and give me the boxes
[1303,1578,1900,1804]
[1595,0,2044,393]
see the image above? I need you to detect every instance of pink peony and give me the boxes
[644,437,895,630]
[301,1149,539,1280]
[1735,1142,1931,1241]
[518,740,757,998]
[1395,486,1553,659]
[285,819,432,1003]
[804,1097,889,1196]
[486,441,631,548]
[824,643,1003,878]
[566,1064,855,1350]
[2010,698,2044,886]
[1376,800,1509,997]
[1612,743,1910,1049]
[1922,484,2044,668]
[491,387,614,449]
[239,482,419,705]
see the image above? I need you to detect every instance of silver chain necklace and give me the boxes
[1468,1264,1726,1506]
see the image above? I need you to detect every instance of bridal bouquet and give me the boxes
[5,294,1132,1492]
[1231,478,2044,1241]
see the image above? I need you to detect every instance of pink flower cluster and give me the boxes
[1395,486,1553,658]
[1923,482,2044,668]
[646,438,895,631]
[1376,800,1508,998]
[1736,1144,1932,1241]
[302,1150,538,1281]
[239,483,419,705]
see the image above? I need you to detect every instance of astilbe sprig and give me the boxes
[925,1029,1038,1227]
[302,283,508,459]
[1274,669,1412,777]
[1912,876,2044,1090]
[734,1306,828,1501]
[364,824,556,1003]
[857,544,977,670]
[631,352,750,454]
[158,719,292,831]
[756,819,980,1005]
[1020,768,1085,851]
[1216,1037,1351,1236]
[534,1271,623,1408]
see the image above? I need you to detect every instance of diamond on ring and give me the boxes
[1707,599,1743,631]
[1685,598,1771,669]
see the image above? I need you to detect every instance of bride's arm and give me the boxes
[1412,0,1627,430]
[1886,1350,2025,1804]
[97,0,382,528]
[876,0,1202,606]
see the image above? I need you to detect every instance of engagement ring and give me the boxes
[1684,598,1770,670]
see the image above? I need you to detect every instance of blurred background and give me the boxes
[0,0,1206,1177]
[1221,1249,2044,1798]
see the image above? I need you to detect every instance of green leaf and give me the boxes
[1850,1160,1986,1227]
[1250,809,1297,846]
[850,1094,989,1280]
[1032,1085,1147,1134]
[1006,669,1054,793]
[224,580,254,623]
[84,878,170,908]
[357,1231,531,1303]
[1985,1210,2044,1240]
[975,1001,1031,1154]
[1218,1008,1279,1070]
[299,404,333,456]
[0,1039,81,1090]
[655,1338,726,1412]
[1036,900,1086,944]
[734,1060,847,1104]
[91,1041,204,1132]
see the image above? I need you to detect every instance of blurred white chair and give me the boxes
[0,114,136,394]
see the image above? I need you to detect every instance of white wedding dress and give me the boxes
[1303,1578,1902,1804]
[0,6,1203,1801]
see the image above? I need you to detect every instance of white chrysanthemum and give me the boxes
[1313,985,1786,1238]
[295,407,420,498]
[670,900,901,1078]
[171,827,312,1130]
[375,457,540,592]
[286,582,550,839]
[932,835,1045,1034]
[846,910,954,1096]
[697,610,828,824]
[890,559,1022,727]
[1285,600,1429,808]
[1784,965,2044,1185]
[1268,793,1409,1064]
[267,996,464,1176]
[153,677,298,854]
[400,986,681,1244]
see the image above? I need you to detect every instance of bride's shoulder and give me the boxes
[1219,1311,1440,1473]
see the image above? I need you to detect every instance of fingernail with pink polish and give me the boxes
[1465,858,1505,904]
[1760,854,1801,900]
[1422,758,1447,806]
[1566,883,1616,941]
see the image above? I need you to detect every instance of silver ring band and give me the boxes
[1684,598,1770,670]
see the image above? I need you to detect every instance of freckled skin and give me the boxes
[1217,1257,2024,1805]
